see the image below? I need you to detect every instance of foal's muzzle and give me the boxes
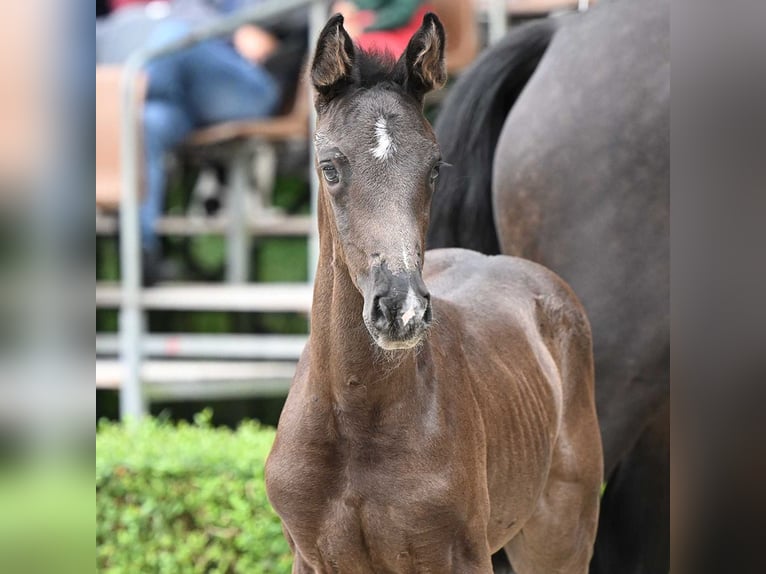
[363,266,432,350]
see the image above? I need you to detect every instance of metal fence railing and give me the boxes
[117,0,326,420]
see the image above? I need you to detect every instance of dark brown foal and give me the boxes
[265,14,602,573]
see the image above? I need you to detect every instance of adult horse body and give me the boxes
[427,1,669,572]
[266,14,603,573]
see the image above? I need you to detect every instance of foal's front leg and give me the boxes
[291,556,316,574]
[445,532,496,574]
[458,556,495,574]
[282,528,318,574]
[289,558,308,574]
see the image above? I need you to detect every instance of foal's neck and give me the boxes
[309,212,421,411]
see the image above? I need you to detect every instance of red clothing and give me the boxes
[110,0,152,9]
[355,5,432,58]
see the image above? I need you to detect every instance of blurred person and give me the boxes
[111,0,152,9]
[104,0,307,284]
[97,0,112,18]
[332,0,429,57]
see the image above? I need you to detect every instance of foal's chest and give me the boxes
[269,427,479,573]
[316,480,462,571]
[312,473,465,572]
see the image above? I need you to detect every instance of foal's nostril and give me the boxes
[371,293,404,327]
[423,295,433,323]
[378,296,397,324]
[372,295,398,326]
[371,295,384,323]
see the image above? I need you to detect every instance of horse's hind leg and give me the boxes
[590,400,670,574]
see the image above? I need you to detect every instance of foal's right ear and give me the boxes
[311,14,355,108]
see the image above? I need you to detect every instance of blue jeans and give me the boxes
[140,21,280,251]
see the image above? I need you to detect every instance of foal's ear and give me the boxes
[398,13,447,103]
[311,14,355,107]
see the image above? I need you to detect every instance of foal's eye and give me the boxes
[322,165,339,184]
[429,164,441,184]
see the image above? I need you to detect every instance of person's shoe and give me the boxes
[141,247,180,287]
[141,247,163,287]
[188,169,223,217]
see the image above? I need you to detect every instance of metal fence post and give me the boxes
[488,0,508,45]
[119,58,146,420]
[225,149,250,284]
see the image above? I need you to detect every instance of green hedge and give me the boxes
[96,413,292,574]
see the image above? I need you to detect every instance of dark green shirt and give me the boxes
[353,0,423,32]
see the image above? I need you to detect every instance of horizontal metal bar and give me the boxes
[97,282,313,312]
[96,359,293,400]
[97,359,296,386]
[146,379,292,401]
[96,213,313,236]
[97,334,307,359]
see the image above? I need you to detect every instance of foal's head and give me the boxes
[311,13,446,351]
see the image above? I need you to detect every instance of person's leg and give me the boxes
[144,17,281,122]
[144,19,192,102]
[137,24,279,282]
[140,18,193,251]
[140,99,193,254]
[182,39,281,126]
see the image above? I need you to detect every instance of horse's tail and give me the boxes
[427,20,557,254]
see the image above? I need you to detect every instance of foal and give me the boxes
[266,14,602,573]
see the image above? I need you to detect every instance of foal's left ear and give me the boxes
[398,13,447,104]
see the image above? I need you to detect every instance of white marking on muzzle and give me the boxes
[402,247,412,271]
[401,288,422,326]
[370,116,395,161]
